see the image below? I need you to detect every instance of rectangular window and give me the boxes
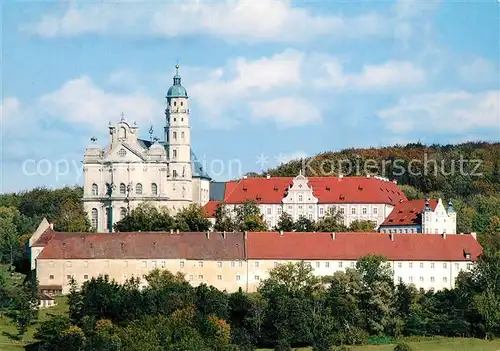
[49,274,54,280]
[409,276,413,282]
[373,207,378,215]
[255,275,260,281]
[351,207,356,215]
[420,276,424,282]
[362,207,367,215]
[173,149,177,158]
[325,262,330,268]
[277,207,282,214]
[274,262,279,268]
[84,275,89,280]
[84,261,88,267]
[199,261,203,268]
[217,275,222,280]
[188,275,193,281]
[161,261,166,268]
[142,261,147,268]
[454,263,459,270]
[255,261,259,268]
[319,207,324,215]
[217,261,222,268]
[180,261,184,268]
[236,275,241,281]
[431,263,435,269]
[316,262,320,268]
[340,207,345,214]
[198,275,203,280]
[267,208,272,215]
[338,262,343,268]
[231,261,236,268]
[350,262,355,268]
[443,263,447,269]
[66,261,71,267]
[409,262,413,268]
[152,261,157,269]
[398,262,402,268]
[49,261,54,268]
[443,277,448,283]
[238,261,243,268]
[420,262,424,268]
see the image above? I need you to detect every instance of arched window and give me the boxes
[173,131,177,140]
[120,183,126,195]
[119,127,127,139]
[91,208,98,229]
[172,149,177,159]
[120,207,127,219]
[174,101,177,106]
[92,183,98,196]
[181,131,185,140]
[181,101,184,106]
[135,183,143,195]
[151,183,158,195]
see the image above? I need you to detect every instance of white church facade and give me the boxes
[82,65,211,232]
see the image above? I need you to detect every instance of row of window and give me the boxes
[263,205,379,216]
[50,273,260,283]
[398,276,449,284]
[91,183,158,196]
[397,262,467,270]
[171,131,185,141]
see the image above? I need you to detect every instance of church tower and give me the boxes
[164,64,192,208]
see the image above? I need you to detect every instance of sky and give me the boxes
[1,0,499,193]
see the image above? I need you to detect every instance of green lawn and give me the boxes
[0,296,68,351]
[258,337,500,351]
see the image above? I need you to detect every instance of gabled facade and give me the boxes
[379,198,457,234]
[82,65,211,232]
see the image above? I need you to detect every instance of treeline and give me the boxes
[258,142,500,250]
[0,186,89,272]
[30,251,500,351]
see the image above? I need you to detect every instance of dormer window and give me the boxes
[464,250,471,260]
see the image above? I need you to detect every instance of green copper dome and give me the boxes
[166,64,188,99]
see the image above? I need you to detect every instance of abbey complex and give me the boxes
[28,66,482,297]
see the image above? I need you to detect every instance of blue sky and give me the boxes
[1,0,499,192]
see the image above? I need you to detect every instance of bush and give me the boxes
[394,342,413,351]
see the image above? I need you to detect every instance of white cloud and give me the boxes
[250,98,322,127]
[38,76,163,128]
[459,58,498,84]
[22,1,388,42]
[378,90,500,133]
[316,60,426,90]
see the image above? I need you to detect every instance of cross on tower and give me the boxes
[120,112,125,122]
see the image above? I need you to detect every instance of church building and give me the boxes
[82,65,211,232]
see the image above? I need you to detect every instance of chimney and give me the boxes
[331,232,335,240]
[279,230,284,236]
[244,231,248,239]
[222,231,226,239]
[471,232,477,240]
[170,229,174,234]
[49,223,54,230]
[339,174,344,179]
[442,232,446,239]
[266,174,271,179]
[243,175,248,179]
[206,231,210,239]
[176,229,179,234]
[390,233,394,241]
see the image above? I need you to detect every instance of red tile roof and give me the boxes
[32,228,57,247]
[203,200,221,217]
[246,232,482,261]
[37,232,246,260]
[222,176,406,205]
[36,231,482,262]
[380,200,438,226]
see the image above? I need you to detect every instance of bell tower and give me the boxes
[164,64,192,207]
